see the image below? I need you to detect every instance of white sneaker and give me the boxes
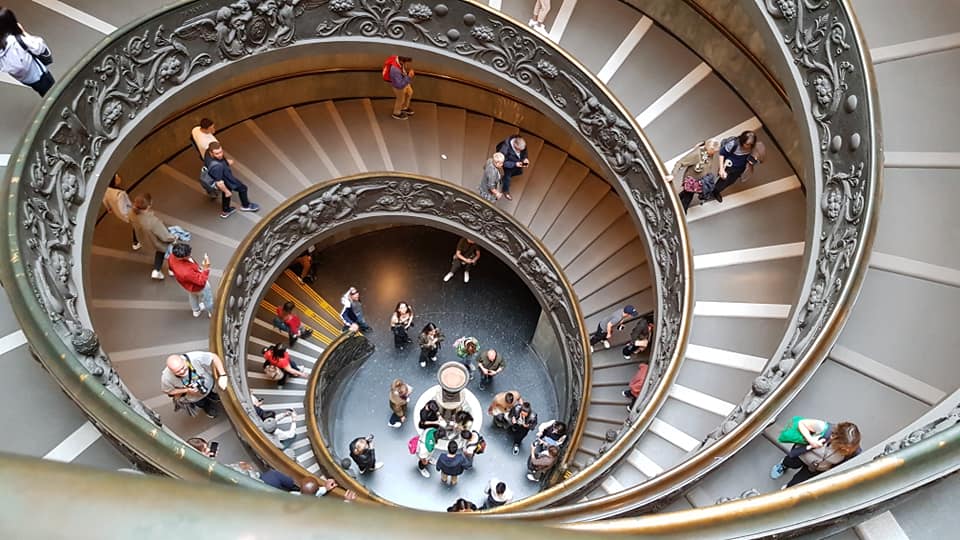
[168,269,175,277]
[527,473,538,482]
[528,18,537,27]
[463,271,470,283]
[373,462,384,471]
[603,340,611,349]
[192,310,201,318]
[419,467,430,479]
[536,23,549,36]
[131,242,141,251]
[150,270,164,280]
[198,303,205,312]
[443,272,453,282]
[388,421,402,428]
[589,345,594,353]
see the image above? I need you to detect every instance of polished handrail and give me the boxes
[303,331,390,505]
[213,172,592,507]
[0,0,688,498]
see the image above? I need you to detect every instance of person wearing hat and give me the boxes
[588,305,638,352]
[262,409,297,447]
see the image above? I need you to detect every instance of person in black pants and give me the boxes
[507,402,538,456]
[205,142,260,218]
[496,135,529,200]
[772,422,861,488]
[713,131,764,201]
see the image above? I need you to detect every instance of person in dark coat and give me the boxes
[496,135,529,200]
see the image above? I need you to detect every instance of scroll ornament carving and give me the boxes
[879,401,960,456]
[701,0,872,448]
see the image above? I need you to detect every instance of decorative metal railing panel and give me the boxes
[0,0,689,493]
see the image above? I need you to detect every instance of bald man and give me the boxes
[161,352,227,418]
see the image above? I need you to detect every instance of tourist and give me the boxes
[622,315,654,359]
[168,243,213,318]
[186,437,217,458]
[383,54,414,120]
[274,301,313,347]
[588,304,638,352]
[390,301,415,349]
[262,410,297,448]
[418,322,443,368]
[0,8,54,96]
[204,141,260,219]
[446,498,478,512]
[102,174,139,250]
[453,336,479,376]
[349,435,383,474]
[528,0,551,34]
[460,428,485,459]
[771,421,862,488]
[527,442,559,481]
[160,352,228,418]
[714,130,765,202]
[289,247,315,284]
[415,425,445,479]
[622,362,649,409]
[496,135,529,200]
[190,117,221,159]
[130,194,175,281]
[672,139,721,212]
[481,479,513,509]
[507,401,539,455]
[436,440,472,486]
[443,237,481,283]
[418,399,446,431]
[488,390,521,429]
[536,420,567,448]
[479,152,505,202]
[340,286,371,332]
[388,378,413,428]
[262,343,306,386]
[477,348,505,391]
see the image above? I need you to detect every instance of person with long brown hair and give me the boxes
[772,420,861,488]
[130,194,175,280]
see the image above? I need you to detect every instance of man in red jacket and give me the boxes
[168,243,212,318]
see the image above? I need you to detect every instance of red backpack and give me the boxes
[382,55,401,82]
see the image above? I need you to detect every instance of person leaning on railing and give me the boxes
[771,419,862,488]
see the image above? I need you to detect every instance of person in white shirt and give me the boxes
[191,118,220,159]
[102,174,140,250]
[0,8,54,96]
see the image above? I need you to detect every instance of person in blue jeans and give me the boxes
[204,142,260,218]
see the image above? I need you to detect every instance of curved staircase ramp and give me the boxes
[5,0,949,533]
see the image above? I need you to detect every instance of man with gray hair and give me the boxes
[479,152,505,202]
[496,135,530,200]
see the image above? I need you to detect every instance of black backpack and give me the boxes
[199,165,220,198]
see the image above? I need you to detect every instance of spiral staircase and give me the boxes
[1,0,958,538]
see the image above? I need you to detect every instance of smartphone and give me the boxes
[208,441,220,457]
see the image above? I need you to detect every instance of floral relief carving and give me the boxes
[315,0,449,47]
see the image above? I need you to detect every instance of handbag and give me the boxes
[777,416,808,445]
[15,34,53,66]
[263,363,283,381]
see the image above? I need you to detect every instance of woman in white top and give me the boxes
[102,174,140,250]
[0,8,54,96]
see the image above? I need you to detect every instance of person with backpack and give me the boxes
[102,174,140,251]
[274,301,313,346]
[714,130,765,202]
[412,426,445,479]
[261,343,306,387]
[671,138,721,212]
[383,54,414,120]
[496,135,530,200]
[481,479,513,509]
[204,141,260,218]
[130,194,176,281]
[771,420,862,488]
[526,441,559,481]
[168,243,213,318]
[0,8,54,96]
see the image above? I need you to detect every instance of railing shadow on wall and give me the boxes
[213,173,591,506]
[0,0,691,499]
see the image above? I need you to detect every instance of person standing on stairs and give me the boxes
[588,305,638,352]
[390,301,415,349]
[672,138,721,212]
[262,343,306,387]
[340,286,372,332]
[102,173,140,251]
[527,0,551,35]
[130,194,176,281]
[443,237,480,283]
[496,135,529,201]
[383,54,415,120]
[713,130,766,202]
[0,8,55,96]
[191,117,222,159]
[204,142,261,218]
[161,351,228,419]
[168,243,213,318]
[479,152,505,202]
[622,314,654,359]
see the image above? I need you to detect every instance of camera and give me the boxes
[366,434,375,442]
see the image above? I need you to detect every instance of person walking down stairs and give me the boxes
[588,305,638,352]
[383,54,415,120]
[528,0,551,35]
[102,173,140,251]
[168,243,213,318]
[130,194,175,281]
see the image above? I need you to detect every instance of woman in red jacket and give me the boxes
[168,243,212,318]
[262,343,306,386]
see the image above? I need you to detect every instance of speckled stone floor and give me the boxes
[309,226,559,511]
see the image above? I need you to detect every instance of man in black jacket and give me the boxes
[496,135,530,200]
[205,142,260,218]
